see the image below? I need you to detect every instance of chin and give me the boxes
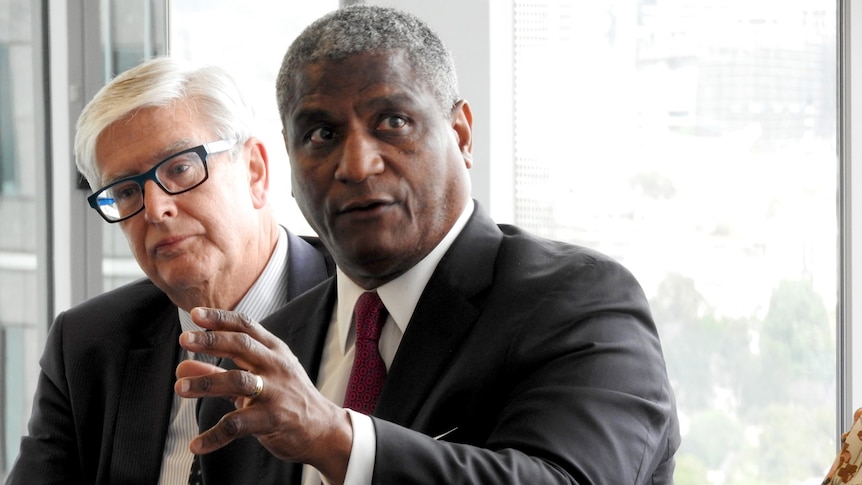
[155,266,206,290]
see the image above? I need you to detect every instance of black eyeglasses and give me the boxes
[87,139,237,223]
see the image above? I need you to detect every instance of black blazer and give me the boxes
[198,204,681,484]
[6,231,331,485]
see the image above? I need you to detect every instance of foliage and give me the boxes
[652,274,836,485]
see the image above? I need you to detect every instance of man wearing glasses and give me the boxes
[6,57,332,485]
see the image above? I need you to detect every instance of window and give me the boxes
[510,1,837,483]
[0,46,18,194]
[0,0,48,477]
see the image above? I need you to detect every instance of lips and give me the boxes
[338,197,393,214]
[151,234,191,254]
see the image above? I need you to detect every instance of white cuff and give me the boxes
[340,409,377,485]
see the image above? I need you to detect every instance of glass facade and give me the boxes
[0,0,50,476]
[512,1,837,483]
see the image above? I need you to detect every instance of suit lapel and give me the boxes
[277,280,337,382]
[375,285,479,425]
[375,205,502,426]
[109,302,181,484]
[285,230,332,300]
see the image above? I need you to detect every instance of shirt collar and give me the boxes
[334,199,474,352]
[179,226,289,332]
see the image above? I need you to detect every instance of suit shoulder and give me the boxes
[63,278,171,315]
[51,279,176,342]
[496,223,626,269]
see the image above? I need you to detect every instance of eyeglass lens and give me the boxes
[96,149,207,221]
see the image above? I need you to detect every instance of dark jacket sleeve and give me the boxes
[371,234,679,484]
[7,312,82,485]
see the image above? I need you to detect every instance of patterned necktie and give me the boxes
[343,291,389,415]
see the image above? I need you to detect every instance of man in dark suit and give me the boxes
[177,5,680,484]
[6,57,331,484]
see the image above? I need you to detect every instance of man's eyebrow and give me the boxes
[363,93,415,110]
[291,108,332,126]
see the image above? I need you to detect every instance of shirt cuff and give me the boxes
[340,409,376,485]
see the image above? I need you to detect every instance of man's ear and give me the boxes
[245,137,270,208]
[451,99,474,168]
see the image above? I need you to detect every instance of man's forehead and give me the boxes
[294,50,416,90]
[288,67,433,112]
[94,105,212,182]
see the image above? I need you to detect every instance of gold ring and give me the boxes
[249,373,264,399]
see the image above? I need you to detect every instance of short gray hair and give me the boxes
[75,56,255,189]
[276,5,459,122]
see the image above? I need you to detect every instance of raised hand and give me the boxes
[175,307,353,483]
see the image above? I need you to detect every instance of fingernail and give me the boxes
[179,379,190,393]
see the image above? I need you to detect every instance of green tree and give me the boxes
[652,273,755,411]
[745,278,834,413]
[760,279,832,381]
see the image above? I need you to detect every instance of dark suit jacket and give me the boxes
[198,204,680,484]
[6,231,331,485]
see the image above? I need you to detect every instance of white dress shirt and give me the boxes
[303,199,474,485]
[157,226,290,485]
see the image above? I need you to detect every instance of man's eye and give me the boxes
[308,126,336,143]
[168,163,190,176]
[377,115,407,131]
[113,183,141,202]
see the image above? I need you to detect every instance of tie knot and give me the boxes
[354,291,387,341]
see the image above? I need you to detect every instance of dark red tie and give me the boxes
[344,291,388,415]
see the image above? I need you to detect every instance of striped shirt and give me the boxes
[157,227,290,484]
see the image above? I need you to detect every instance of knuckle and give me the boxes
[218,413,248,438]
[239,370,257,391]
[228,369,248,388]
[237,312,254,328]
[210,309,256,330]
[212,308,230,323]
[237,333,256,353]
[200,330,218,348]
[196,375,214,392]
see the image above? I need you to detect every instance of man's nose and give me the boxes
[334,130,385,183]
[142,179,177,222]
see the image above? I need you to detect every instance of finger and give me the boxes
[190,307,283,349]
[176,359,224,379]
[183,309,293,372]
[178,326,269,365]
[191,406,271,454]
[235,373,263,409]
[177,368,264,400]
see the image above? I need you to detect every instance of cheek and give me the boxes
[292,180,325,223]
[291,165,326,199]
[119,222,150,262]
